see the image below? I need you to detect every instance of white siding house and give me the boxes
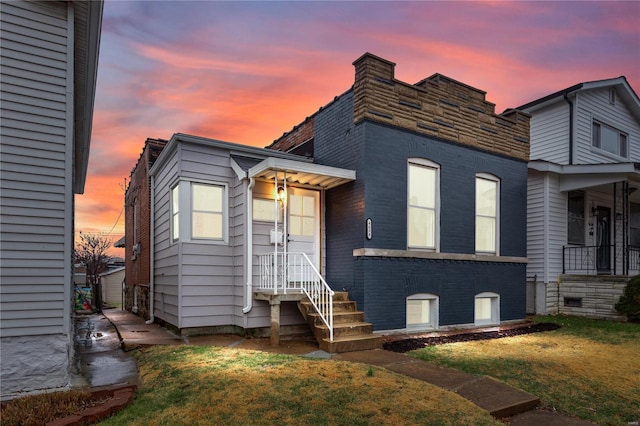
[520,77,640,318]
[0,0,103,397]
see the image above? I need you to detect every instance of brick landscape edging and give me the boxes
[45,384,137,426]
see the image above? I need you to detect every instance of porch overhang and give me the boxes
[248,157,356,189]
[529,160,640,192]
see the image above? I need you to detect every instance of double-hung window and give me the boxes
[191,182,225,240]
[407,159,439,250]
[592,120,628,158]
[171,180,227,243]
[475,174,499,254]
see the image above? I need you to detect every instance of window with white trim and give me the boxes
[567,191,585,245]
[171,184,179,242]
[253,198,282,222]
[408,159,440,250]
[191,182,225,240]
[592,120,628,158]
[475,174,499,254]
[475,292,500,325]
[406,294,439,330]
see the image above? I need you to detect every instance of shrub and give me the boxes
[615,275,640,322]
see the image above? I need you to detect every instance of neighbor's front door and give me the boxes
[286,188,320,280]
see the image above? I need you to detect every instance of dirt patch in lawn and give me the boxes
[383,322,561,353]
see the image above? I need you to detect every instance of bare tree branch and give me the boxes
[74,233,112,311]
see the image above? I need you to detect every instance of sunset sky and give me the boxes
[76,0,640,255]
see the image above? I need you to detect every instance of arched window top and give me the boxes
[409,158,440,169]
[406,293,439,330]
[407,293,439,300]
[475,292,499,298]
[476,172,500,182]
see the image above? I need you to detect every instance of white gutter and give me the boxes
[242,177,256,313]
[146,175,155,324]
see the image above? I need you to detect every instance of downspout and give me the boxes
[243,177,256,313]
[564,93,574,165]
[146,175,155,324]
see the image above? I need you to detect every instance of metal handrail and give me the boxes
[563,244,640,275]
[257,252,334,341]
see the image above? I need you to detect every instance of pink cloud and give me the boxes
[76,1,639,242]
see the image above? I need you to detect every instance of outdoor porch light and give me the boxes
[276,186,287,203]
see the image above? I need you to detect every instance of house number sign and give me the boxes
[366,218,372,240]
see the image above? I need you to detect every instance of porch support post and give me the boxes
[269,298,281,346]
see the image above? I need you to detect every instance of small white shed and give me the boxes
[100,267,125,306]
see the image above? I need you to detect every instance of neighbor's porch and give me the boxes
[556,162,640,277]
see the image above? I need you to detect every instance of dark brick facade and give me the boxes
[123,138,166,319]
[270,53,530,331]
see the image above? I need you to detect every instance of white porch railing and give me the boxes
[258,252,334,341]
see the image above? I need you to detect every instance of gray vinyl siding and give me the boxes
[528,102,570,163]
[574,88,640,164]
[0,1,72,337]
[546,174,566,283]
[152,150,180,326]
[526,170,545,281]
[526,171,565,284]
[179,143,236,328]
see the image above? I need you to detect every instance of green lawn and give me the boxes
[99,345,500,426]
[409,316,640,425]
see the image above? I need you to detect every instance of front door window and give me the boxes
[595,206,611,273]
[286,188,320,280]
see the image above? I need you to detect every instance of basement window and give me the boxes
[564,297,582,308]
[475,292,500,326]
[406,294,439,330]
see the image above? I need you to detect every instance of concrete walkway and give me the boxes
[77,308,595,425]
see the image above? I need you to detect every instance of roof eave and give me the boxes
[73,0,104,194]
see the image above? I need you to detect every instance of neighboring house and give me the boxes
[124,138,167,318]
[520,77,640,319]
[99,266,125,306]
[136,53,529,352]
[0,0,103,398]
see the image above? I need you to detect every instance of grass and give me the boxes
[98,345,501,426]
[410,315,640,425]
[5,316,637,425]
[0,390,104,426]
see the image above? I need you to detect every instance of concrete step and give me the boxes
[319,334,383,353]
[300,300,357,313]
[333,291,350,302]
[316,321,373,340]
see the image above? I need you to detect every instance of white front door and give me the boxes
[286,188,320,279]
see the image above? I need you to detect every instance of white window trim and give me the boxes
[170,182,180,244]
[406,293,439,331]
[475,173,500,255]
[567,190,586,246]
[189,180,229,244]
[171,179,229,244]
[591,117,629,160]
[252,197,283,223]
[474,292,500,326]
[407,158,440,252]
